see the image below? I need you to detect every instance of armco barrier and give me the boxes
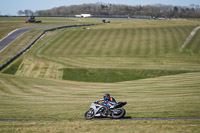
[0,24,96,71]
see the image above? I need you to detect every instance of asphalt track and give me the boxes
[0,26,58,52]
[0,117,200,121]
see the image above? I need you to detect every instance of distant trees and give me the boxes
[17,10,24,16]
[17,9,34,16]
[19,3,200,18]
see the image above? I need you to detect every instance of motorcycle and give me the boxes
[84,101,127,120]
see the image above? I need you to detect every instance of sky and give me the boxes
[0,0,200,15]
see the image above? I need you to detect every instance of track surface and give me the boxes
[0,26,57,52]
[0,117,200,121]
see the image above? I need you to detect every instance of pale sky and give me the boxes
[0,0,200,15]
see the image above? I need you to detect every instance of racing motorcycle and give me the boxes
[84,101,127,120]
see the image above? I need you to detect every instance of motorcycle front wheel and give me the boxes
[84,108,95,120]
[111,108,126,119]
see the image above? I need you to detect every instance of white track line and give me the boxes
[0,29,20,53]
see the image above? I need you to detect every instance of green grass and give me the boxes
[1,18,200,81]
[26,20,199,81]
[0,120,200,133]
[0,72,200,119]
[0,72,200,132]
[0,18,200,132]
[184,29,200,55]
[3,59,22,74]
[62,68,193,82]
[37,26,194,57]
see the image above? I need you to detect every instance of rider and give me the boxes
[97,93,117,108]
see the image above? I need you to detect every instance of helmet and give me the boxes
[104,93,110,100]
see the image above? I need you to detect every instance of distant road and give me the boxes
[0,26,58,52]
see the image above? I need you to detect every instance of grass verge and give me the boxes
[2,59,22,74]
[62,68,193,82]
[0,119,200,133]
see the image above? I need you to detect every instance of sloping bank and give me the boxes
[0,24,96,71]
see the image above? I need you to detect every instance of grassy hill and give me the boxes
[2,19,200,82]
[0,18,200,132]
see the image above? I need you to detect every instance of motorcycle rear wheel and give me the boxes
[84,108,95,120]
[111,108,126,119]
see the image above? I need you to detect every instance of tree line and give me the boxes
[18,3,200,18]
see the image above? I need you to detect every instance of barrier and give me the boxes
[0,24,96,71]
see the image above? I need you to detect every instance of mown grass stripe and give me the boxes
[77,30,98,56]
[120,29,132,56]
[90,29,106,56]
[87,29,102,56]
[154,28,160,55]
[43,30,67,56]
[95,29,114,56]
[135,28,143,55]
[6,78,35,94]
[102,29,116,56]
[132,28,139,55]
[151,27,157,56]
[190,30,200,54]
[193,40,200,54]
[80,30,97,55]
[162,28,170,54]
[64,30,87,55]
[34,32,57,57]
[149,28,156,56]
[116,29,127,56]
[72,30,93,55]
[168,27,179,54]
[125,29,135,56]
[174,26,189,46]
[181,26,195,49]
[109,28,121,56]
[100,29,114,56]
[53,30,76,56]
[0,80,16,95]
[60,30,82,56]
[112,28,122,56]
[175,27,185,47]
[57,30,76,55]
[158,27,166,55]
[159,27,165,55]
[72,30,91,54]
[85,29,104,56]
[144,28,151,55]
[141,28,149,55]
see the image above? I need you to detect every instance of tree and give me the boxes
[33,3,200,18]
[24,9,34,16]
[17,10,24,16]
